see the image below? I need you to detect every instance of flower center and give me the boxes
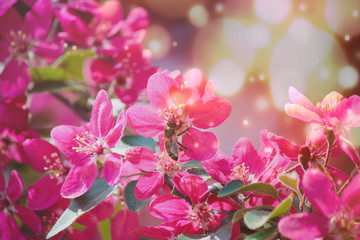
[156,154,180,176]
[72,131,99,155]
[188,202,215,232]
[331,205,356,236]
[161,103,186,125]
[231,162,249,183]
[43,152,67,178]
[9,30,30,53]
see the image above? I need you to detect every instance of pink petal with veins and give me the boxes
[125,146,158,171]
[127,105,165,137]
[135,171,164,200]
[91,90,114,139]
[147,73,179,109]
[103,153,123,186]
[105,109,127,148]
[60,161,98,198]
[149,195,190,219]
[179,174,209,204]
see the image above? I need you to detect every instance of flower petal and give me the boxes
[23,0,52,39]
[6,170,23,202]
[278,212,331,240]
[182,128,218,161]
[111,208,140,240]
[51,125,90,165]
[285,103,322,123]
[60,161,97,198]
[133,226,173,240]
[232,138,263,175]
[33,40,65,62]
[202,150,232,184]
[103,153,123,186]
[135,171,164,200]
[127,105,165,137]
[125,146,158,171]
[23,138,63,173]
[0,58,30,99]
[288,87,317,112]
[0,8,22,41]
[341,173,360,218]
[302,168,341,218]
[149,195,190,219]
[26,175,62,210]
[0,212,21,240]
[208,194,238,211]
[188,97,231,129]
[105,109,127,148]
[91,90,114,139]
[147,73,179,109]
[179,174,209,204]
[0,170,5,192]
[13,204,42,234]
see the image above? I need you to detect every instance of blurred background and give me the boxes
[118,0,360,172]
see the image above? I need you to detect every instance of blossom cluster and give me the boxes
[1,0,360,240]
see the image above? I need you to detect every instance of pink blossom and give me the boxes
[285,87,360,167]
[51,90,127,198]
[23,139,69,210]
[125,146,186,200]
[0,96,37,170]
[56,0,148,54]
[279,168,360,239]
[0,0,63,64]
[83,43,158,105]
[127,69,231,161]
[148,174,239,236]
[0,170,42,239]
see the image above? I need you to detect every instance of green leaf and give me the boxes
[236,183,281,202]
[55,50,94,80]
[243,197,292,230]
[244,210,271,230]
[46,178,117,239]
[245,226,278,240]
[268,197,292,220]
[124,180,152,212]
[30,67,70,81]
[218,180,245,197]
[232,205,274,223]
[277,172,301,198]
[186,168,210,179]
[121,136,156,152]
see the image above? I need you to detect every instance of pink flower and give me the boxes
[285,87,360,167]
[51,90,127,198]
[56,0,148,54]
[0,170,42,239]
[125,146,186,200]
[23,138,69,210]
[83,43,158,105]
[127,69,231,161]
[0,96,37,170]
[0,0,63,64]
[279,168,360,239]
[148,174,239,236]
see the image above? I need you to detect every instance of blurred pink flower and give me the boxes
[279,168,360,239]
[285,87,360,167]
[51,90,127,198]
[0,170,42,239]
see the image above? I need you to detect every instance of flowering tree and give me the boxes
[1,0,360,240]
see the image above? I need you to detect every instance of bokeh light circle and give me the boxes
[248,23,271,48]
[143,25,171,60]
[338,66,359,88]
[324,0,360,35]
[210,59,245,96]
[254,0,291,24]
[188,4,209,27]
